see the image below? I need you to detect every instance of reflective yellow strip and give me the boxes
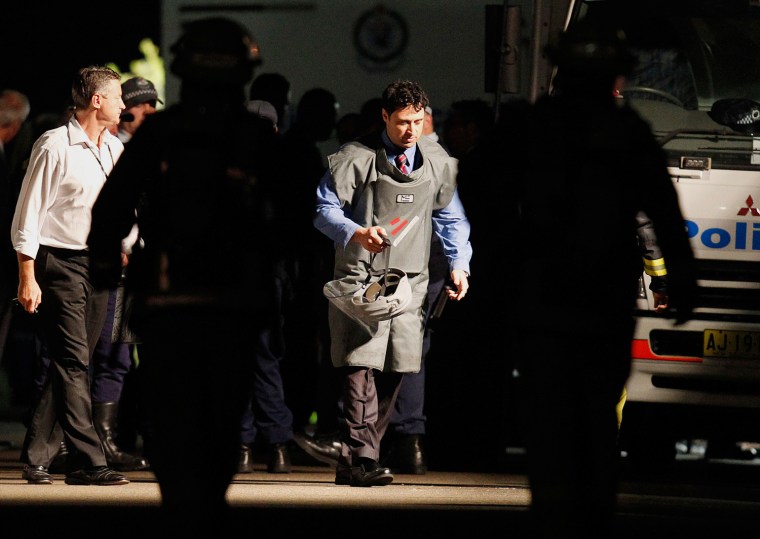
[643,257,667,277]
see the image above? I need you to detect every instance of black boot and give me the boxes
[267,442,292,474]
[383,433,427,475]
[238,444,254,474]
[93,401,149,471]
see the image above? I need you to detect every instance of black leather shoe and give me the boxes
[106,451,149,472]
[350,458,393,487]
[22,465,53,485]
[267,443,292,474]
[238,444,253,474]
[293,432,340,467]
[65,466,129,485]
[383,434,427,475]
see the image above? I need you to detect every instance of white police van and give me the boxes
[546,0,760,467]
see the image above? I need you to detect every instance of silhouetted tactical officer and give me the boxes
[492,20,697,538]
[88,17,283,536]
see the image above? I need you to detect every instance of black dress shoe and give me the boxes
[383,433,427,475]
[238,444,253,474]
[106,450,149,472]
[65,466,129,485]
[350,458,393,487]
[267,443,292,474]
[293,431,340,467]
[22,465,53,485]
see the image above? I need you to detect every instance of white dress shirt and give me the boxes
[11,117,124,258]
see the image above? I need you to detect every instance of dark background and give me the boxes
[1,3,162,116]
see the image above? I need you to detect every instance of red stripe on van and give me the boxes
[631,339,702,363]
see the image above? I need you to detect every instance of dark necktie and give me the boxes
[395,153,409,175]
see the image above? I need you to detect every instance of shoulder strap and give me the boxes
[364,236,393,297]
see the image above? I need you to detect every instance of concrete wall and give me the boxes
[161,0,537,119]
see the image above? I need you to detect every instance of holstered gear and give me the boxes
[93,401,149,471]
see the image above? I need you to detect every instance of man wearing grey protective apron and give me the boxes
[314,80,472,487]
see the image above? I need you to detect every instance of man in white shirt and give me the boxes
[11,65,129,486]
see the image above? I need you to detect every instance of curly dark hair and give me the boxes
[381,79,429,116]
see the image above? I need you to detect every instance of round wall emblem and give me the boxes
[353,5,409,64]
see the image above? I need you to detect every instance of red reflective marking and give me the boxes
[391,220,408,236]
[630,339,702,363]
[390,217,401,225]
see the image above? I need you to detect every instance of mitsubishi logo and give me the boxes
[738,195,760,216]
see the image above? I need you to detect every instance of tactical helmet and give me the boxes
[170,17,262,85]
[546,18,636,76]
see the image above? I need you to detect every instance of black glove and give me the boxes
[666,274,697,326]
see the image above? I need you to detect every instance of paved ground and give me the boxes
[0,419,532,537]
[2,419,760,538]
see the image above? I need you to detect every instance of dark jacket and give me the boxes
[88,94,284,331]
[499,93,696,327]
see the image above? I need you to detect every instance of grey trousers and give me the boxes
[339,366,403,466]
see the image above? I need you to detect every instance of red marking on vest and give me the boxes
[390,217,401,225]
[391,219,409,237]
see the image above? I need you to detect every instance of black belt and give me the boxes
[39,245,89,257]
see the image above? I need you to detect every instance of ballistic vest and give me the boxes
[328,133,457,285]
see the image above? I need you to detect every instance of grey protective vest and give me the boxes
[325,134,458,371]
[328,135,457,284]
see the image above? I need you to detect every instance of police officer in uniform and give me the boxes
[492,20,697,537]
[88,17,283,534]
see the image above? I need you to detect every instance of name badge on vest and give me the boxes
[396,194,414,203]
